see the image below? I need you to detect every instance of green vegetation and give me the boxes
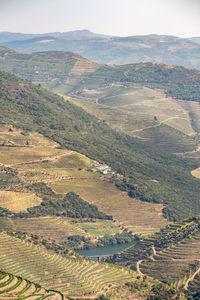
[0,166,20,189]
[96,230,138,247]
[63,230,138,250]
[13,183,111,220]
[0,71,200,221]
[0,207,13,217]
[27,190,111,219]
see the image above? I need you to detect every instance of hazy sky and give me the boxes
[0,0,199,37]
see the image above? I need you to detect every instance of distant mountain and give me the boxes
[0,29,109,43]
[0,31,200,68]
[189,37,200,45]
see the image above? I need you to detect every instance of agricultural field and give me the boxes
[71,220,121,237]
[0,124,94,168]
[0,124,58,147]
[0,216,89,242]
[0,191,41,213]
[0,123,170,240]
[70,96,198,154]
[0,145,74,166]
[0,231,147,299]
[51,178,169,235]
[0,124,97,186]
[72,84,197,136]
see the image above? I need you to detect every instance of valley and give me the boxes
[0,43,200,299]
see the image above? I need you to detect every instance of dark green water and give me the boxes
[76,241,136,258]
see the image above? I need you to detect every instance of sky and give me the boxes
[0,0,199,37]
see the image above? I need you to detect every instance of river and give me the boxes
[76,241,136,259]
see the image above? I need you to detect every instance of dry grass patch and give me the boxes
[0,191,42,213]
[0,145,93,169]
[51,178,168,236]
[191,167,200,179]
[72,220,121,237]
[0,146,68,166]
[0,124,58,147]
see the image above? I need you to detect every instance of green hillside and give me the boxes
[0,70,200,221]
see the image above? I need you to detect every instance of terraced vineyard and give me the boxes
[0,216,89,242]
[110,217,200,297]
[0,270,62,299]
[0,232,138,298]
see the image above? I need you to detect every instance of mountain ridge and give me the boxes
[1,30,200,68]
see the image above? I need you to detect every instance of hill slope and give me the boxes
[0,70,200,221]
[0,231,170,299]
[0,47,200,102]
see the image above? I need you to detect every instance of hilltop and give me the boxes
[0,31,200,68]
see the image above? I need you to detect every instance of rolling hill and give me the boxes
[1,31,200,68]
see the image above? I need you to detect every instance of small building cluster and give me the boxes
[96,164,111,175]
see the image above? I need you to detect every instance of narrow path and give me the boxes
[130,115,186,135]
[152,245,156,256]
[177,143,200,156]
[149,245,156,261]
[136,260,143,275]
[184,261,200,290]
[7,217,16,231]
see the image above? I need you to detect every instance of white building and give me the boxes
[96,164,111,175]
